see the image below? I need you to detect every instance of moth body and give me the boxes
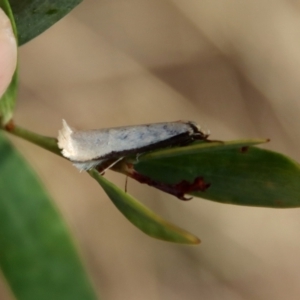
[57,119,207,171]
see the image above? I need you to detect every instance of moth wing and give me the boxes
[58,121,193,166]
[58,120,110,161]
[106,122,192,152]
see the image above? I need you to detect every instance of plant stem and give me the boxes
[4,120,62,156]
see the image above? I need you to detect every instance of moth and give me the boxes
[57,119,208,171]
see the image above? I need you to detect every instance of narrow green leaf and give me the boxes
[0,133,97,300]
[121,140,300,208]
[10,0,82,46]
[0,0,18,126]
[0,0,17,33]
[89,169,200,244]
[0,70,18,126]
[138,139,268,161]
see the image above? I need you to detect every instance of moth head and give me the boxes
[185,121,209,140]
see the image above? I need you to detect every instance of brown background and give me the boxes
[2,0,300,299]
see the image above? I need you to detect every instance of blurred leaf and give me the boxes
[118,140,300,208]
[10,0,82,45]
[0,0,18,126]
[0,69,18,126]
[0,0,17,33]
[89,169,200,244]
[0,133,97,300]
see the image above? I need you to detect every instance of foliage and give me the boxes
[1,0,300,299]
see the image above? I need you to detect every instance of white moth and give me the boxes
[57,120,207,171]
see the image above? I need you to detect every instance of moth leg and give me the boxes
[96,157,124,174]
[124,176,129,193]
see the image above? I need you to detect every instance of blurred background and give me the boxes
[2,0,300,299]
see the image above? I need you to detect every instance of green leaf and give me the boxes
[0,133,97,300]
[0,0,18,126]
[138,139,268,160]
[89,169,200,244]
[0,0,17,34]
[119,140,300,208]
[0,69,18,126]
[10,0,82,46]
